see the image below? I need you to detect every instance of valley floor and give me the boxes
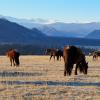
[0,56,100,100]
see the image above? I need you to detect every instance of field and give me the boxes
[0,56,100,100]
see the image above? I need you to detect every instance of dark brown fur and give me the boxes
[6,49,20,66]
[63,46,88,76]
[45,49,63,61]
[92,51,100,60]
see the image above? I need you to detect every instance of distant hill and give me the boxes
[85,30,100,39]
[0,18,46,43]
[1,15,100,38]
[37,25,81,37]
[48,22,100,37]
[31,28,46,37]
[0,17,100,47]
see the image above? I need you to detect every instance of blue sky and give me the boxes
[0,0,100,22]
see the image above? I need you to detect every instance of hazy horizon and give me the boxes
[1,14,100,24]
[0,0,100,23]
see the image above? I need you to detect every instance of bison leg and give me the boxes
[75,64,78,75]
[49,55,53,61]
[10,58,12,66]
[15,57,20,66]
[64,63,67,76]
[60,56,61,61]
[53,55,55,61]
[57,56,59,61]
[12,58,16,66]
[64,63,73,76]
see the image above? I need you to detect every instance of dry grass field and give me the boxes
[0,56,100,100]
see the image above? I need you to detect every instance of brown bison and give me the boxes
[6,49,20,66]
[45,49,63,61]
[63,46,88,76]
[92,51,100,60]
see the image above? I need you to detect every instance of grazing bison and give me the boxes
[63,46,88,76]
[45,49,63,61]
[92,51,100,60]
[6,49,20,66]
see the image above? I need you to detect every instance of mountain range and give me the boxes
[0,18,46,43]
[85,30,100,39]
[0,15,100,38]
[0,15,100,48]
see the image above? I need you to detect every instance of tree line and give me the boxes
[0,44,96,55]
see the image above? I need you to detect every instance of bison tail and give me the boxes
[15,57,20,66]
[65,62,73,76]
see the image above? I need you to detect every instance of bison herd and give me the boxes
[6,46,100,76]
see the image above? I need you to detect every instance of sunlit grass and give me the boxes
[0,56,99,100]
